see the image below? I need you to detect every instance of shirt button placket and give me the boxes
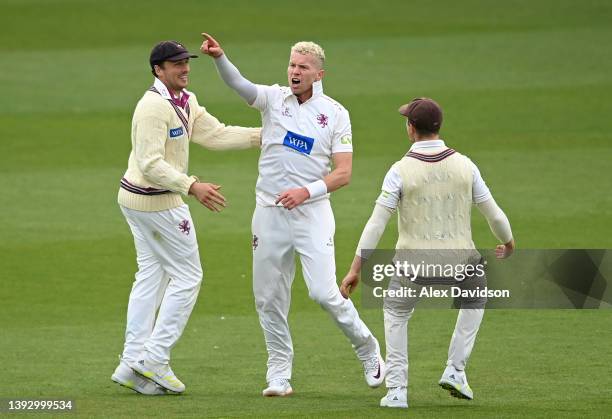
[294,100,302,131]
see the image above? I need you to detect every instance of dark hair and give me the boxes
[411,124,439,137]
[151,61,164,77]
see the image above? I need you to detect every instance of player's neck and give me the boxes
[159,79,183,98]
[296,89,313,104]
[412,135,439,143]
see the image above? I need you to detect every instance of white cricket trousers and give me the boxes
[383,276,485,388]
[252,200,376,383]
[120,204,203,365]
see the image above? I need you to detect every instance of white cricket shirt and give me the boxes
[251,81,353,206]
[376,139,492,209]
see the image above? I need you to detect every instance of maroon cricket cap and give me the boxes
[398,97,443,133]
[150,40,198,67]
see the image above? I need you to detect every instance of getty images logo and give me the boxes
[283,131,315,155]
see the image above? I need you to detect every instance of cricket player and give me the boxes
[340,98,515,408]
[111,40,261,395]
[200,33,385,396]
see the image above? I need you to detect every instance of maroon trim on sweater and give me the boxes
[148,86,190,135]
[406,148,456,162]
[120,178,171,196]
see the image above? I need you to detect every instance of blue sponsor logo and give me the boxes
[283,130,314,155]
[169,127,184,138]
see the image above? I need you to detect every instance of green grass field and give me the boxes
[1,0,611,417]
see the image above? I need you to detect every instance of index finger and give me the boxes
[209,189,226,202]
[201,32,216,43]
[275,193,287,205]
[209,194,227,207]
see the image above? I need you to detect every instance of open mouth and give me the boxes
[291,78,300,86]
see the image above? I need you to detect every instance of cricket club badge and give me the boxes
[178,219,191,235]
[252,234,259,251]
[316,113,328,128]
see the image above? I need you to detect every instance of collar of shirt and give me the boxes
[283,80,324,102]
[153,78,191,109]
[409,139,446,151]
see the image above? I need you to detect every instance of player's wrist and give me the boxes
[304,180,327,199]
[187,176,200,195]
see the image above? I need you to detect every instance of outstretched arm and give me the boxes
[201,33,258,105]
[191,105,261,150]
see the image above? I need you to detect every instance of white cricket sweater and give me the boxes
[118,80,261,212]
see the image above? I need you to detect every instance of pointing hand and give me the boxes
[201,33,224,58]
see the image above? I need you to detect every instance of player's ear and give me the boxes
[316,69,325,81]
[407,123,416,142]
[154,64,163,77]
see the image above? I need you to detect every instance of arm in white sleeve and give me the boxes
[470,160,493,203]
[213,54,258,105]
[355,203,395,259]
[476,197,513,243]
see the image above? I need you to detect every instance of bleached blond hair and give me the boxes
[291,41,325,68]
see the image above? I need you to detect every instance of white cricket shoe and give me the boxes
[130,355,185,393]
[363,339,386,388]
[380,386,408,408]
[111,359,167,395]
[262,379,293,397]
[438,365,473,400]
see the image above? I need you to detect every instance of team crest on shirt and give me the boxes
[282,107,292,117]
[178,219,191,235]
[316,113,328,128]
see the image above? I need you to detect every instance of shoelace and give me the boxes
[159,365,174,378]
[363,356,379,374]
[145,361,171,378]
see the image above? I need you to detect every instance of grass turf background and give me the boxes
[1,0,611,417]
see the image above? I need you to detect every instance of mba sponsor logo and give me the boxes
[169,127,184,138]
[283,130,315,155]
